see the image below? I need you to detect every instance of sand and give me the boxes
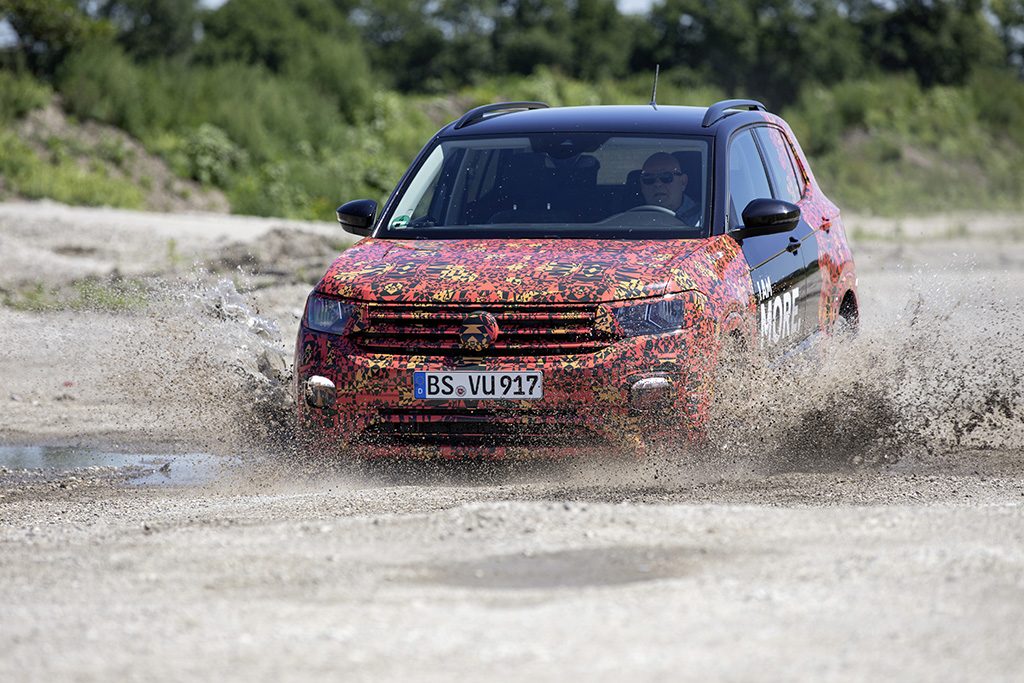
[1,201,1023,682]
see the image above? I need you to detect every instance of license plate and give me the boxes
[413,371,543,400]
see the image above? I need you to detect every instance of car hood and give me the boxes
[316,238,714,304]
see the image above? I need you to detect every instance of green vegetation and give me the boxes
[786,72,1024,214]
[0,129,143,208]
[1,1,1024,218]
[0,70,51,120]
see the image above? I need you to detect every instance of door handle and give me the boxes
[786,236,800,254]
[820,216,832,232]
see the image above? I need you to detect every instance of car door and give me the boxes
[753,126,822,337]
[727,129,808,350]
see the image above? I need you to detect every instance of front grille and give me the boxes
[350,303,616,356]
[353,407,610,449]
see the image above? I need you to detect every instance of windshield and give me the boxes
[378,133,711,240]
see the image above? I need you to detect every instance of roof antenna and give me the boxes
[649,64,660,109]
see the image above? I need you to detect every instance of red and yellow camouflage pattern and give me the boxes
[760,112,858,330]
[294,116,856,459]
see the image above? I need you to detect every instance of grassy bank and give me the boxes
[2,63,1023,219]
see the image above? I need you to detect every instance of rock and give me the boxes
[257,349,290,384]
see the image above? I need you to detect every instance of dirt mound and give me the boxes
[211,227,349,282]
[13,104,228,213]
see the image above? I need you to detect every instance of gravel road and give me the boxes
[1,202,1023,681]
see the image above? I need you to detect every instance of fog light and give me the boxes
[630,376,672,412]
[305,375,336,409]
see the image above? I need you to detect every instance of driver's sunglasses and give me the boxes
[641,170,683,185]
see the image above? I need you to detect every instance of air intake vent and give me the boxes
[350,303,616,356]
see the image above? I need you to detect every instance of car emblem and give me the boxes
[459,311,499,351]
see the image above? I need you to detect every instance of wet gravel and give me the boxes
[2,204,1024,681]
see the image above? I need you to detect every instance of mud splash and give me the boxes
[130,275,296,454]
[0,445,234,486]
[706,267,1024,473]
[110,268,1024,474]
[0,272,297,457]
[4,250,1021,484]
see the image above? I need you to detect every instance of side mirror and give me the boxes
[731,198,800,239]
[336,199,377,236]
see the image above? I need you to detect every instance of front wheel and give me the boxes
[835,293,859,339]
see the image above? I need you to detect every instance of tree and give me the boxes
[640,0,864,105]
[493,0,574,75]
[350,0,501,90]
[94,0,200,60]
[1,0,113,76]
[571,0,632,80]
[196,0,371,118]
[987,0,1024,75]
[852,0,1005,86]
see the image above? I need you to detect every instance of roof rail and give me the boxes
[453,101,549,129]
[701,99,766,128]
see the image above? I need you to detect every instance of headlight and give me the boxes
[304,293,354,335]
[613,297,689,336]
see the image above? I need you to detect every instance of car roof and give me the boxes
[439,104,747,138]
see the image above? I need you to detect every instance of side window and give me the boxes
[409,174,439,223]
[754,127,802,204]
[728,130,773,228]
[782,135,807,197]
[391,145,446,228]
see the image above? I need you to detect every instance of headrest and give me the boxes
[671,150,701,180]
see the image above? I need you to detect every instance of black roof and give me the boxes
[439,104,765,138]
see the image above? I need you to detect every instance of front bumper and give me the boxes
[294,319,719,458]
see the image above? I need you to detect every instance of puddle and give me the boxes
[418,545,706,590]
[0,445,235,486]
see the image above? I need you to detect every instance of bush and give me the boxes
[57,43,360,165]
[781,74,1024,214]
[38,43,1024,218]
[969,69,1024,148]
[57,42,151,136]
[183,124,247,186]
[0,70,52,120]
[228,90,434,219]
[0,128,143,208]
[229,162,309,218]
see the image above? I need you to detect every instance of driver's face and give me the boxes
[640,158,687,211]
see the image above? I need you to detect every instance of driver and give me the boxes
[639,152,701,226]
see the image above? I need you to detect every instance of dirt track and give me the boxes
[2,201,1024,681]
